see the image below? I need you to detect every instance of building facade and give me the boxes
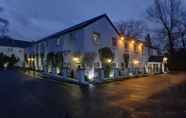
[25,14,160,81]
[0,36,32,67]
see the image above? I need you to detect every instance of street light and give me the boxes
[163,57,168,63]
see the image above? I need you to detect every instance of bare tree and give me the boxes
[116,20,147,39]
[0,7,9,37]
[0,18,9,36]
[146,0,185,54]
[175,12,186,51]
[175,24,186,50]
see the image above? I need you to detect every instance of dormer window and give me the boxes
[92,32,100,44]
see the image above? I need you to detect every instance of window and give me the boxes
[92,32,101,44]
[38,43,42,50]
[112,37,117,47]
[121,63,124,69]
[69,32,75,40]
[142,46,144,55]
[94,62,100,68]
[45,41,48,47]
[125,42,128,50]
[134,44,138,53]
[41,42,46,51]
[56,38,61,46]
[8,48,13,52]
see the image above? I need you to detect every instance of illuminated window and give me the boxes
[134,44,138,53]
[92,32,101,44]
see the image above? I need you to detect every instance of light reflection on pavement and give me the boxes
[0,70,186,118]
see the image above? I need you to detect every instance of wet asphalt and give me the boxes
[0,70,186,118]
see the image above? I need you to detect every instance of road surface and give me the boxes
[0,70,186,118]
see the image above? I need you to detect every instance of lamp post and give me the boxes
[163,57,168,73]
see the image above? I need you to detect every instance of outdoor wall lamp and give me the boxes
[131,40,135,44]
[106,59,112,63]
[163,57,168,63]
[72,57,80,63]
[120,36,125,41]
[133,59,139,65]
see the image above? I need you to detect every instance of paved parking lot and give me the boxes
[0,70,186,118]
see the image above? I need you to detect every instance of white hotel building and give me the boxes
[25,14,165,82]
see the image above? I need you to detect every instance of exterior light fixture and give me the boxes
[129,72,133,76]
[28,58,34,62]
[120,36,125,41]
[131,40,135,44]
[109,71,114,78]
[88,69,95,80]
[139,43,143,47]
[138,43,143,51]
[133,60,139,65]
[31,58,34,61]
[106,59,112,63]
[73,57,80,63]
[56,67,60,74]
[163,57,168,63]
[27,58,31,62]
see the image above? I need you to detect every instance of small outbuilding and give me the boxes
[146,56,168,74]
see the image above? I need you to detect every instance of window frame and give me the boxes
[92,32,101,45]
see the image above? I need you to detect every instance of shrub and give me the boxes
[0,53,19,69]
[98,47,114,78]
[168,49,186,71]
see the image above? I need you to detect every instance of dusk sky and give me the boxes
[0,0,161,41]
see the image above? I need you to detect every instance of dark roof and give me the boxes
[0,36,33,48]
[148,56,164,62]
[37,14,120,43]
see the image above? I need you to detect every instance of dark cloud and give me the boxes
[1,0,153,41]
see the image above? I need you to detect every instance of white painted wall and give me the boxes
[83,17,119,66]
[25,15,159,76]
